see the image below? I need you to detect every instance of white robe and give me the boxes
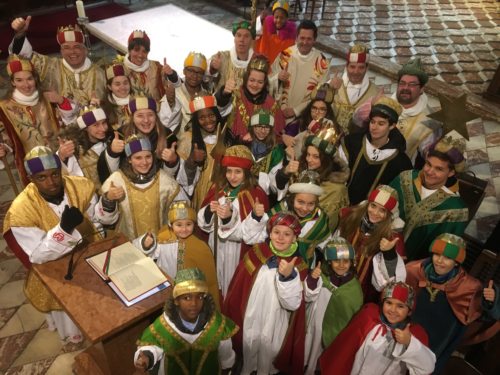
[242,265,303,375]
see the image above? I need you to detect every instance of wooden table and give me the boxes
[32,234,171,375]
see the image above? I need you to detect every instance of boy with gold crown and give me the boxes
[10,18,105,104]
[134,268,237,374]
[390,136,469,260]
[134,201,220,308]
[3,146,103,345]
[339,96,413,205]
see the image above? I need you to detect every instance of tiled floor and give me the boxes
[0,0,499,374]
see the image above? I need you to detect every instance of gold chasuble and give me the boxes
[3,176,101,312]
[77,149,101,192]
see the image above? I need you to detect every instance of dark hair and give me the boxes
[369,105,399,126]
[7,69,43,99]
[426,149,454,171]
[299,144,342,182]
[213,165,257,193]
[242,67,270,94]
[285,192,319,216]
[128,39,150,53]
[58,123,114,157]
[101,76,134,128]
[190,106,224,154]
[298,99,336,132]
[297,20,318,39]
[164,291,216,321]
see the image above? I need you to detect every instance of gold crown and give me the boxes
[248,56,269,73]
[434,135,465,154]
[24,146,54,161]
[57,24,82,33]
[168,201,196,224]
[349,43,369,54]
[78,104,101,117]
[373,96,402,117]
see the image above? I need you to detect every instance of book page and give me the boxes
[87,242,145,276]
[109,257,167,301]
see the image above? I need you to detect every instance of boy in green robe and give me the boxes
[134,268,238,374]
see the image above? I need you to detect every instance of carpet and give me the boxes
[0,3,130,59]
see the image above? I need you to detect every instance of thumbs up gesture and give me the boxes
[311,261,322,279]
[134,351,150,371]
[58,138,75,160]
[279,256,297,278]
[111,131,125,154]
[142,231,155,250]
[483,280,496,303]
[380,237,399,252]
[11,15,31,36]
[285,154,299,175]
[223,71,237,95]
[192,143,206,163]
[253,197,265,217]
[210,52,222,73]
[394,324,412,345]
[161,141,178,164]
[162,57,174,76]
[329,71,342,90]
[106,181,125,201]
[278,63,290,83]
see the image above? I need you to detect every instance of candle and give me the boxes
[76,1,86,18]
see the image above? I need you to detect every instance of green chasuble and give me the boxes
[137,311,238,375]
[320,274,363,347]
[390,169,468,261]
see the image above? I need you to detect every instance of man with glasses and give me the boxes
[9,16,105,104]
[331,43,378,134]
[393,58,441,165]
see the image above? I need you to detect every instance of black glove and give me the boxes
[60,205,84,234]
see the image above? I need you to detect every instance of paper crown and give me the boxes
[168,200,196,224]
[347,43,369,64]
[128,96,157,114]
[398,58,429,85]
[124,134,152,157]
[221,145,253,170]
[382,281,415,310]
[189,95,217,114]
[56,25,84,45]
[324,237,355,261]
[248,55,270,73]
[370,96,402,124]
[305,122,343,156]
[232,20,255,38]
[368,185,399,213]
[24,146,61,176]
[184,52,207,71]
[428,136,466,173]
[173,268,208,299]
[310,83,334,104]
[250,109,275,128]
[6,55,34,76]
[272,0,290,13]
[289,170,324,196]
[267,211,301,236]
[105,58,126,81]
[429,233,466,264]
[128,30,150,50]
[77,105,107,129]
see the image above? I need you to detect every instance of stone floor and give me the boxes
[0,0,499,374]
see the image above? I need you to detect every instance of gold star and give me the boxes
[427,93,478,140]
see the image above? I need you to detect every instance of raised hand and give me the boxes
[311,261,322,279]
[223,70,237,95]
[329,71,342,90]
[282,107,295,119]
[162,57,174,76]
[216,200,232,220]
[241,132,253,142]
[278,63,290,83]
[43,90,64,105]
[106,181,125,201]
[380,237,399,251]
[11,16,31,36]
[90,91,100,106]
[285,154,299,175]
[60,205,84,234]
[58,138,76,160]
[483,280,496,303]
[110,131,125,154]
[161,141,178,164]
[209,200,219,213]
[253,197,265,217]
[210,52,222,73]
[134,350,150,371]
[142,231,155,249]
[279,256,297,278]
[192,143,206,163]
[0,144,7,158]
[371,87,385,104]
[394,324,412,346]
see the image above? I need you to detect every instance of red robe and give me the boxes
[254,16,296,63]
[320,303,430,374]
[223,241,309,375]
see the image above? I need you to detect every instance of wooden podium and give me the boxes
[31,234,171,375]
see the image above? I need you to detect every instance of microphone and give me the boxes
[64,228,106,280]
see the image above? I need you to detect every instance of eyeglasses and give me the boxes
[185,67,204,77]
[398,81,420,88]
[311,106,327,113]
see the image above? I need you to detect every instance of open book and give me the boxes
[86,241,169,304]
